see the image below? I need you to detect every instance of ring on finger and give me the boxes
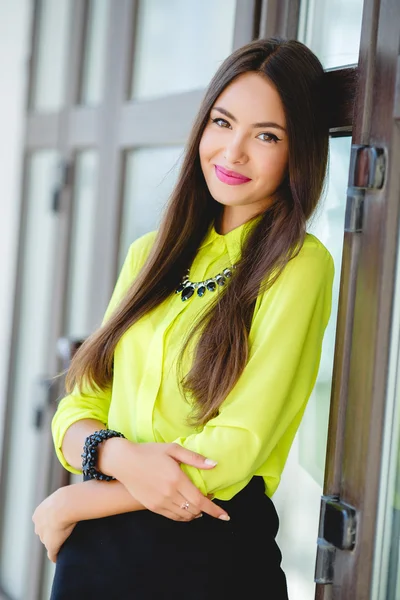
[180,500,190,510]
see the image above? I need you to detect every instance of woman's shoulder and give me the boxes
[295,232,334,272]
[119,230,159,282]
[253,232,335,328]
[302,232,333,259]
[274,232,335,291]
[129,229,158,255]
[128,229,158,262]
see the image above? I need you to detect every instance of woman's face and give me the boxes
[199,72,289,222]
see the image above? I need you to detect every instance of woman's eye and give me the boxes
[258,132,280,144]
[211,117,230,128]
[210,118,280,144]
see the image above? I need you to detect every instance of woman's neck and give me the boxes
[217,206,261,235]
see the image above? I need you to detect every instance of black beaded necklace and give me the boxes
[175,264,237,301]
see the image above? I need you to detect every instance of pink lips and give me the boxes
[214,165,251,186]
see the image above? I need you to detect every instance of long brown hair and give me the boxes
[66,38,329,426]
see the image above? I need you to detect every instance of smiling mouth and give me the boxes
[214,165,251,186]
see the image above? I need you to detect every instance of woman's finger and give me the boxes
[179,480,230,521]
[168,444,217,469]
[159,507,188,522]
[175,494,202,519]
[150,497,197,522]
[158,496,195,521]
[173,502,199,521]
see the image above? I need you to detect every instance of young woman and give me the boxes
[33,37,334,599]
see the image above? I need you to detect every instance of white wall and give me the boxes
[0,0,33,450]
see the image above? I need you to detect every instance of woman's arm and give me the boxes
[37,479,145,527]
[56,416,124,476]
[68,479,145,518]
[61,418,106,472]
[50,236,229,524]
[32,455,215,562]
[60,417,134,476]
[32,479,145,563]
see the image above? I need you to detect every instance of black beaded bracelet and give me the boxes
[81,429,126,481]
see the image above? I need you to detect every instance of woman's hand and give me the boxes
[32,487,76,563]
[102,439,230,522]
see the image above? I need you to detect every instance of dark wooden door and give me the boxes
[314,0,400,597]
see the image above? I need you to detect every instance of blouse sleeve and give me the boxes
[173,243,335,499]
[51,231,157,473]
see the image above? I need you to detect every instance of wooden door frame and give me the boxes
[316,0,400,597]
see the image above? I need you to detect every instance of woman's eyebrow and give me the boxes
[212,106,286,132]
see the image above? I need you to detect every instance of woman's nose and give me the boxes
[223,137,248,165]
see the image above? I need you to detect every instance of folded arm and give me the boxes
[50,236,228,526]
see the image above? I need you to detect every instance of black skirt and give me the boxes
[50,477,288,599]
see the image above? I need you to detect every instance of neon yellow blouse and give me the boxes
[52,217,334,501]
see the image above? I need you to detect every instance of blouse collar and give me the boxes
[200,214,262,264]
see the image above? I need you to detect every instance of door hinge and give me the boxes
[315,495,357,585]
[345,145,386,233]
[349,145,386,191]
[57,336,86,370]
[33,376,60,429]
[51,160,73,213]
[344,189,364,233]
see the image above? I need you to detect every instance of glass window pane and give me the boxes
[65,151,99,339]
[382,347,400,599]
[298,0,364,68]
[300,136,351,481]
[42,558,56,600]
[119,147,184,266]
[131,0,237,101]
[0,152,59,598]
[373,238,400,599]
[273,137,350,600]
[32,0,71,111]
[80,0,109,106]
